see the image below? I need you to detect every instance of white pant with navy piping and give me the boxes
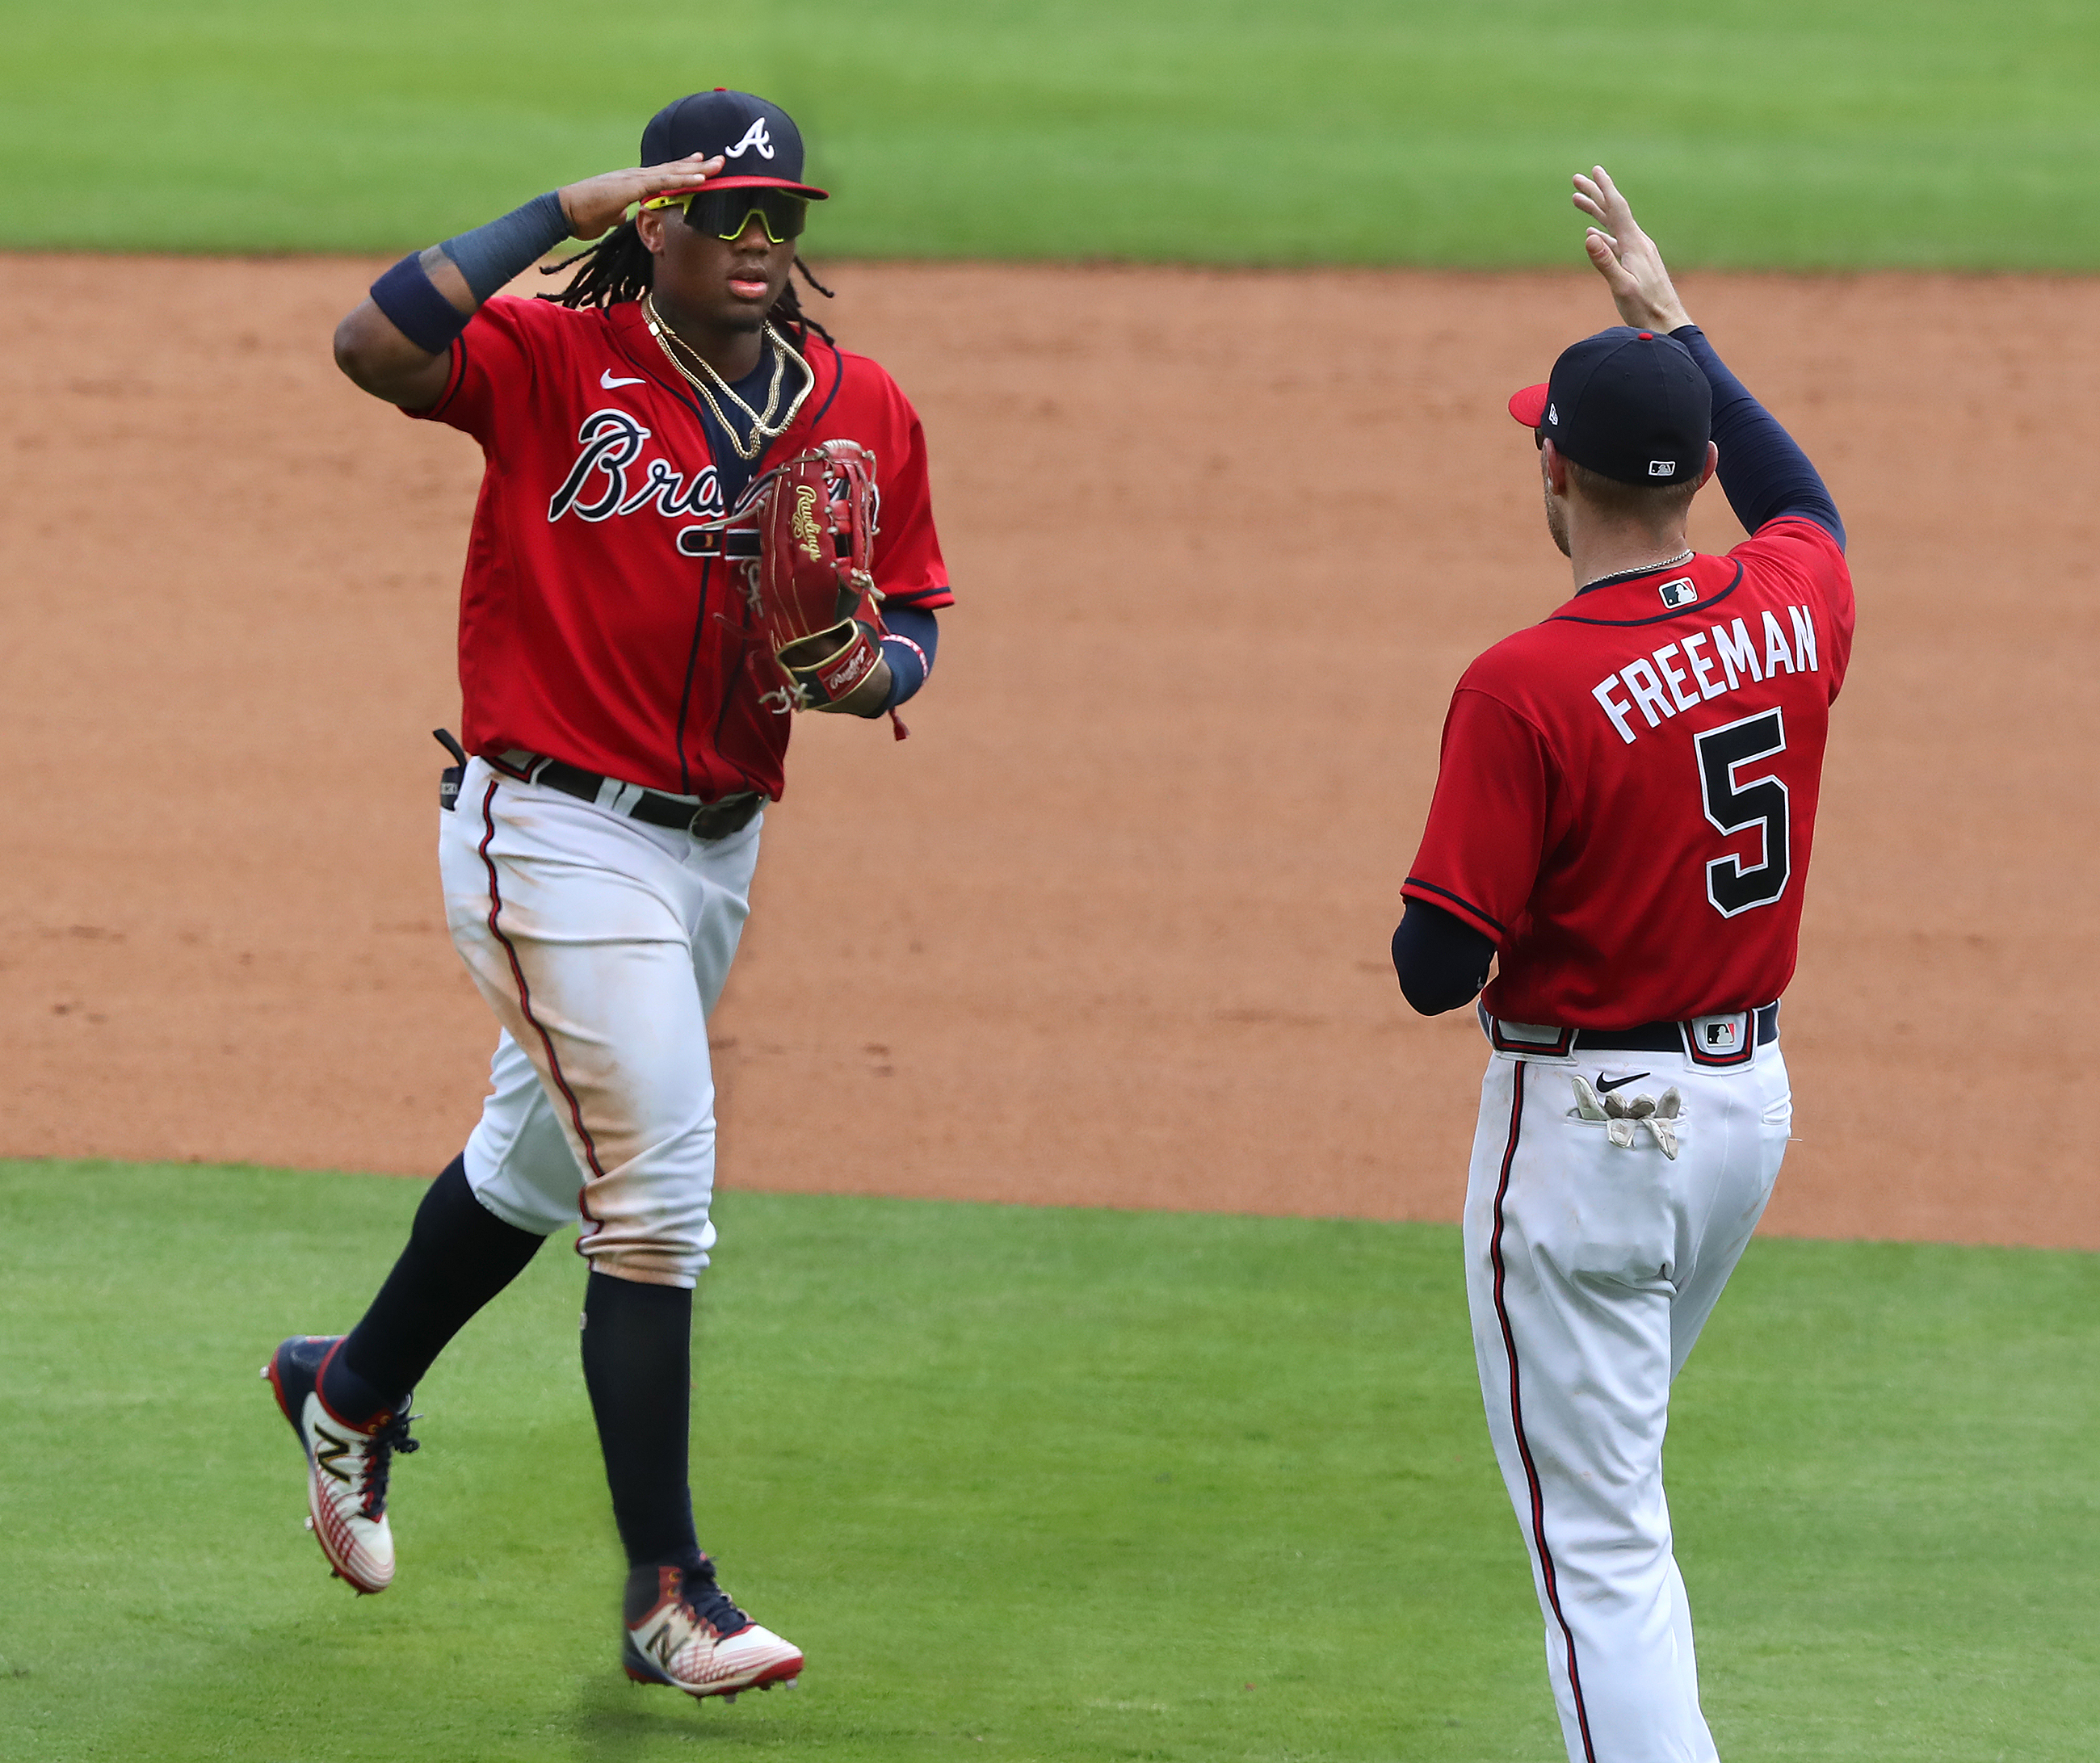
[1463,1035,1792,1762]
[438,755,762,1289]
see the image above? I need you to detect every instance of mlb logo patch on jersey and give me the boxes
[1657,577,1698,609]
[1686,1010,1756,1068]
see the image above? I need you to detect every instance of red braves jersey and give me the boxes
[410,295,951,800]
[1405,518,1854,1027]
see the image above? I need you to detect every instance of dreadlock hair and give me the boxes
[537,217,837,350]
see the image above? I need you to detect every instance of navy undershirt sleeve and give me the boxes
[880,605,939,710]
[1670,325,1845,549]
[1391,898,1497,1017]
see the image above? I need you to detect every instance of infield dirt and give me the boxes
[2,256,2092,1247]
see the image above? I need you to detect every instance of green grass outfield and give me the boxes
[5,0,2100,267]
[1,1164,2097,1759]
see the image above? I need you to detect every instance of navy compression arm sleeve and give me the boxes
[1670,325,1844,549]
[880,606,939,711]
[1391,898,1497,1017]
[370,193,573,356]
[441,192,572,303]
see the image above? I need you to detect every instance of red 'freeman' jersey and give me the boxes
[410,295,952,800]
[1404,518,1854,1027]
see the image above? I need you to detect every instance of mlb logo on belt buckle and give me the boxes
[1686,1011,1753,1067]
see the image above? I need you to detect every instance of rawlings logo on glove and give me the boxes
[791,484,825,563]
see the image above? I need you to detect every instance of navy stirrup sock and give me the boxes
[326,1156,546,1421]
[581,1270,704,1572]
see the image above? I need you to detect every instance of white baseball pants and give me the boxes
[1463,1031,1792,1763]
[438,756,762,1288]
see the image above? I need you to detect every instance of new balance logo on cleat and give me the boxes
[313,1425,354,1483]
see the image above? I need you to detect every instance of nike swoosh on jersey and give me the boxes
[600,370,648,389]
[1594,1071,1651,1093]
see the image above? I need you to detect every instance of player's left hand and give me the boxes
[1571,167,1695,335]
[557,154,725,240]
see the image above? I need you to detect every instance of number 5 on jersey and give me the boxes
[1695,709,1789,917]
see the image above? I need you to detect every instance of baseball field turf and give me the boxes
[1,1161,2096,1761]
[7,0,2100,266]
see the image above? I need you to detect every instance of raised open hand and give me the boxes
[556,153,726,240]
[1571,167,1694,334]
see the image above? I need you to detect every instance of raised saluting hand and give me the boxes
[1572,166,1695,336]
[556,153,725,241]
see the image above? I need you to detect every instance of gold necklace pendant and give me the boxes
[641,299,817,461]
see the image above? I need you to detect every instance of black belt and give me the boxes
[435,733,763,839]
[674,528,762,560]
[1485,1002,1779,1069]
[673,527,852,560]
[533,759,764,840]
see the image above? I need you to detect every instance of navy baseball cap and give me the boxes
[1507,326,1711,486]
[640,90,828,199]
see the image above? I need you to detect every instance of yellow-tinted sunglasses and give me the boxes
[640,187,808,244]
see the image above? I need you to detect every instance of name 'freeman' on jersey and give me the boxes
[1591,600,1820,745]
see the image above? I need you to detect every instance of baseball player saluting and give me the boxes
[1392,169,1851,1761]
[262,90,951,1700]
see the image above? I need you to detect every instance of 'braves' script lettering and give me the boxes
[548,409,723,525]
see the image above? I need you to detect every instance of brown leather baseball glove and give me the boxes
[733,439,888,713]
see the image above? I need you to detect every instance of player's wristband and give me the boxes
[369,253,472,357]
[880,605,940,711]
[880,634,930,709]
[440,191,572,302]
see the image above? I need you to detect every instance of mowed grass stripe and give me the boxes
[5,0,2100,266]
[0,1161,2094,1760]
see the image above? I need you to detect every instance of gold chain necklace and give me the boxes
[1579,548,1693,592]
[640,294,815,461]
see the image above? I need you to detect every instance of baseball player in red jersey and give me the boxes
[1392,170,1853,1761]
[261,90,951,1700]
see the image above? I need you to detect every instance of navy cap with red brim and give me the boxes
[1502,327,1712,485]
[641,90,828,201]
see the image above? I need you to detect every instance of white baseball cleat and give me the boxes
[621,1560,804,1700]
[262,1335,418,1595]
